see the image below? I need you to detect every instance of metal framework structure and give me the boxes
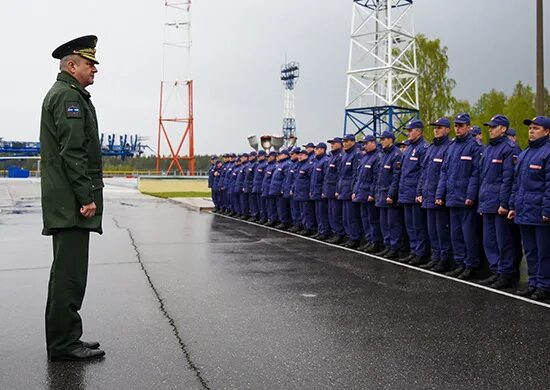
[344,0,419,138]
[156,0,195,175]
[281,62,300,147]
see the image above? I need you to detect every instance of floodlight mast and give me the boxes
[281,62,300,147]
[344,0,419,138]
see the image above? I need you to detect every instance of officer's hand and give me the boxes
[465,199,474,207]
[335,192,339,197]
[352,193,356,201]
[290,191,293,196]
[497,206,508,216]
[368,195,374,203]
[435,199,444,206]
[80,202,97,219]
[507,210,516,220]
[543,216,550,223]
[386,197,393,205]
[321,193,326,198]
[416,196,423,204]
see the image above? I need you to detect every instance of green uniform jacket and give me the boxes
[40,71,104,235]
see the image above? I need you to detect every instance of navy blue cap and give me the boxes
[249,151,257,157]
[291,147,301,154]
[298,149,308,154]
[316,142,327,149]
[380,131,396,140]
[241,153,249,158]
[357,140,365,144]
[343,134,356,141]
[429,117,451,128]
[506,128,516,136]
[523,116,550,129]
[396,140,410,147]
[484,114,509,128]
[470,126,482,135]
[303,142,315,148]
[454,113,471,125]
[404,119,424,130]
[279,149,290,155]
[210,155,217,159]
[258,150,266,156]
[268,151,278,156]
[363,135,376,143]
[328,137,343,144]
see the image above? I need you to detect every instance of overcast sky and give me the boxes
[0,0,548,155]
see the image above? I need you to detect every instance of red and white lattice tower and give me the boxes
[156,0,195,175]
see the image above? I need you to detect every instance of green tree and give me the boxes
[506,81,536,148]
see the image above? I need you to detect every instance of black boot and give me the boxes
[457,267,478,281]
[530,288,550,301]
[445,266,465,277]
[342,240,360,249]
[409,255,430,266]
[327,235,345,245]
[399,253,416,264]
[264,220,276,227]
[516,286,537,297]
[431,260,449,273]
[478,273,499,286]
[288,225,301,233]
[357,242,372,251]
[384,249,399,260]
[419,258,438,269]
[490,274,518,290]
[364,242,382,253]
[374,247,389,257]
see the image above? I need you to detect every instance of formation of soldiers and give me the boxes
[208,114,550,302]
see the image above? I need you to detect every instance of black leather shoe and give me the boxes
[399,253,415,264]
[316,234,330,241]
[311,232,322,239]
[530,288,550,301]
[385,249,399,260]
[490,274,517,290]
[419,259,438,269]
[342,240,360,249]
[431,261,449,273]
[374,247,389,257]
[457,267,478,280]
[258,219,268,225]
[327,235,345,245]
[82,341,100,349]
[516,286,537,297]
[363,242,382,253]
[445,266,465,277]
[264,220,276,227]
[288,225,301,233]
[50,346,105,362]
[357,242,371,251]
[478,274,499,286]
[409,255,430,266]
[274,223,287,230]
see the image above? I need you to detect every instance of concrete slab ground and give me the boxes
[1,178,549,390]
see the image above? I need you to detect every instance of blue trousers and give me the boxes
[426,207,451,262]
[290,198,301,227]
[222,189,230,210]
[520,224,550,290]
[240,193,250,216]
[277,197,291,223]
[315,199,330,235]
[249,192,259,217]
[257,194,267,220]
[231,192,241,214]
[299,201,316,230]
[212,190,220,210]
[266,196,278,222]
[482,213,518,275]
[328,198,344,236]
[403,203,430,256]
[342,200,362,241]
[449,207,480,268]
[360,202,382,244]
[379,206,402,250]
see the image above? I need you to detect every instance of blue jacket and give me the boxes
[436,133,482,208]
[352,149,380,203]
[261,160,277,196]
[212,166,222,191]
[509,136,550,225]
[478,135,521,214]
[337,146,362,201]
[310,154,329,200]
[244,159,257,193]
[234,162,247,194]
[227,163,240,194]
[252,159,267,194]
[293,159,313,202]
[418,136,451,209]
[269,157,291,196]
[322,149,342,199]
[283,159,299,198]
[398,137,429,204]
[220,161,233,190]
[375,144,402,208]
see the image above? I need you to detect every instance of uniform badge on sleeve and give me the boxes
[65,102,82,118]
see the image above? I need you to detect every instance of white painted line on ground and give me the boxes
[212,212,550,310]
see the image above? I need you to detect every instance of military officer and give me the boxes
[398,119,431,266]
[436,113,483,280]
[303,142,316,162]
[41,35,105,361]
[324,137,346,244]
[509,116,550,301]
[269,149,291,228]
[243,152,258,220]
[310,143,331,240]
[471,126,483,145]
[293,149,317,236]
[208,155,216,200]
[286,148,304,233]
[211,160,223,211]
[418,118,453,272]
[506,128,518,144]
[234,154,248,217]
[261,151,278,225]
[252,150,268,223]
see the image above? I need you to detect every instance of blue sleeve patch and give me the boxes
[65,102,82,118]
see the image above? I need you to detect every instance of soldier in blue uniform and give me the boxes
[303,142,316,162]
[374,131,403,259]
[398,119,431,265]
[211,160,223,212]
[293,149,316,236]
[324,137,346,244]
[337,134,363,248]
[269,149,291,228]
[310,143,331,240]
[509,116,550,301]
[220,154,235,214]
[229,155,245,216]
[261,151,278,225]
[436,113,483,280]
[243,151,258,220]
[235,154,249,218]
[418,118,453,272]
[477,115,522,289]
[471,126,483,145]
[252,150,268,222]
[286,148,304,233]
[208,155,216,201]
[506,128,518,144]
[352,135,383,253]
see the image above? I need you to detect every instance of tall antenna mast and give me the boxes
[281,62,300,146]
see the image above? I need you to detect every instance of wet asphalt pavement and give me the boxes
[1,178,549,390]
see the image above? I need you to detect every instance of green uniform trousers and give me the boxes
[45,228,90,356]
